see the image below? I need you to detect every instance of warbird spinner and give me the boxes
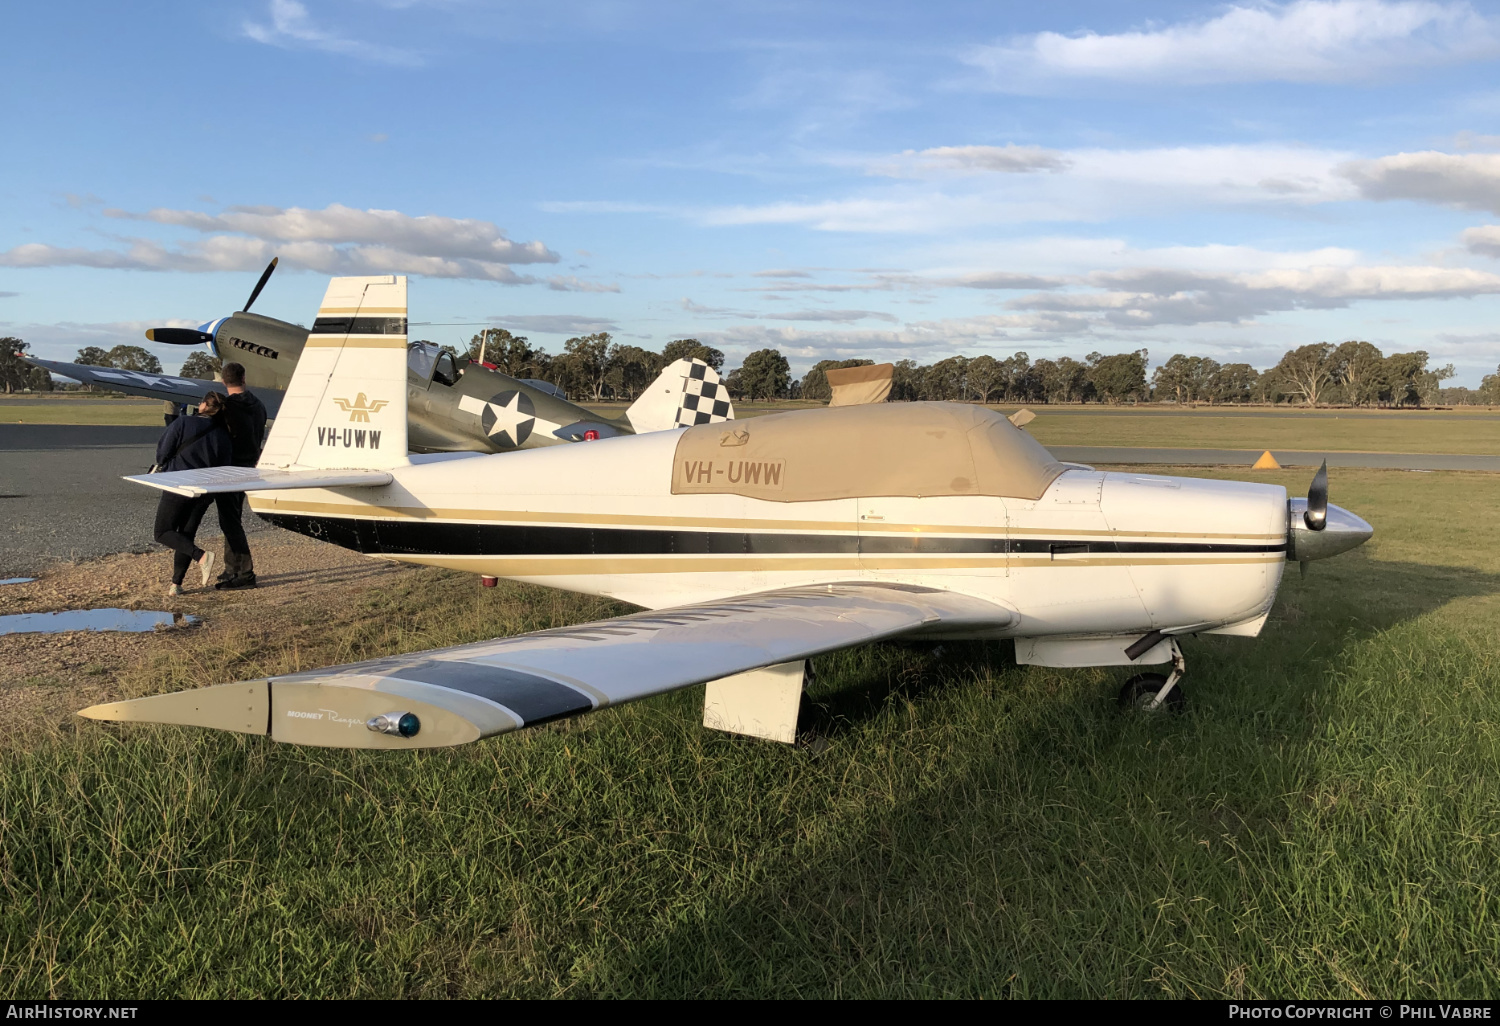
[82,275,1373,749]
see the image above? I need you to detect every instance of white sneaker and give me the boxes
[167,583,183,596]
[198,551,215,588]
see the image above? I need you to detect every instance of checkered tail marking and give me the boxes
[673,359,734,427]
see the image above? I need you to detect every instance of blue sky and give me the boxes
[6,0,1500,383]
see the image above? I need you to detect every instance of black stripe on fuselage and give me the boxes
[310,316,408,336]
[256,513,1286,558]
[359,657,592,726]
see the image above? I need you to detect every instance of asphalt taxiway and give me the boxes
[0,424,267,578]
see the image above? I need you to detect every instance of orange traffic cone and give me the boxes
[1252,450,1281,470]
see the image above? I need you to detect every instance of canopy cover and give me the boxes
[826,363,893,406]
[671,401,1065,502]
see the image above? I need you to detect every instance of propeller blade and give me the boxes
[242,256,279,312]
[144,328,216,346]
[1304,459,1328,532]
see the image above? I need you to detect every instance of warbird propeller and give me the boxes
[82,275,1373,750]
[25,258,731,452]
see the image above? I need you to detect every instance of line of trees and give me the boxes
[795,341,1464,407]
[0,330,1488,408]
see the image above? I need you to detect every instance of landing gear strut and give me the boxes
[1117,637,1186,713]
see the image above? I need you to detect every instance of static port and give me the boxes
[367,711,421,738]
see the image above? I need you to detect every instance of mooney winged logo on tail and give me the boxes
[332,393,390,423]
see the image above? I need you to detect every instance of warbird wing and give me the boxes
[25,357,284,415]
[78,583,1013,749]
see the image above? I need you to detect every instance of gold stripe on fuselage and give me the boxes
[301,336,409,349]
[248,497,1286,542]
[372,553,1283,576]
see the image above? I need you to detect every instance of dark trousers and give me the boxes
[214,490,251,560]
[154,493,212,584]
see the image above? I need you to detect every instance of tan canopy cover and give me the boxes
[672,401,1065,502]
[826,363,893,406]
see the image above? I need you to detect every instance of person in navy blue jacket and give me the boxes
[153,391,233,595]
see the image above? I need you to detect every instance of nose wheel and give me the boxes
[1117,637,1186,713]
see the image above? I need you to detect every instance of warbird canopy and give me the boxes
[83,274,1372,749]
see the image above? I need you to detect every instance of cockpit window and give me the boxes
[407,340,439,381]
[433,352,458,388]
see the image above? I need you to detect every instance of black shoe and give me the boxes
[215,572,257,590]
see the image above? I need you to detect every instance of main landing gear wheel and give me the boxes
[1118,673,1185,713]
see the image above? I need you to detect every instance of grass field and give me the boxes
[0,397,164,426]
[3,467,1499,997]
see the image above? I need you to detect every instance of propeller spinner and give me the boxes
[143,258,279,346]
[1287,459,1371,564]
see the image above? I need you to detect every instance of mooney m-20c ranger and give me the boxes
[82,274,1373,749]
[26,258,734,451]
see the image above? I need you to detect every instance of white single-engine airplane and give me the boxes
[81,275,1373,748]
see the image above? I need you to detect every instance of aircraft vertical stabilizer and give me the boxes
[258,276,409,471]
[626,358,735,434]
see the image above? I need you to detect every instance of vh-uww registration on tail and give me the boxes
[82,275,1373,749]
[26,258,733,451]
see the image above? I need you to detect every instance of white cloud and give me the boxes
[1009,264,1500,326]
[544,275,621,293]
[969,0,1499,87]
[761,309,900,323]
[1339,151,1500,213]
[487,315,618,337]
[955,271,1067,290]
[243,0,420,66]
[705,144,1354,232]
[870,145,1070,178]
[1462,225,1500,256]
[0,203,585,286]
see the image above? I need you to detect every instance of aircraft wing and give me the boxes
[78,582,1015,749]
[26,358,283,416]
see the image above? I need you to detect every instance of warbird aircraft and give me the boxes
[81,275,1373,749]
[26,258,732,450]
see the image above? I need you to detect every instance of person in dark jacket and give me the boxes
[153,391,233,596]
[213,362,269,589]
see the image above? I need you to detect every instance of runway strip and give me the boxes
[1051,446,1500,471]
[0,424,267,578]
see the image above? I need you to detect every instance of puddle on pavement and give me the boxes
[0,609,202,636]
[0,578,36,586]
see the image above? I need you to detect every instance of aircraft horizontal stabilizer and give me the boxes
[124,466,393,497]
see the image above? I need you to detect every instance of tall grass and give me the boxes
[2,469,1499,997]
